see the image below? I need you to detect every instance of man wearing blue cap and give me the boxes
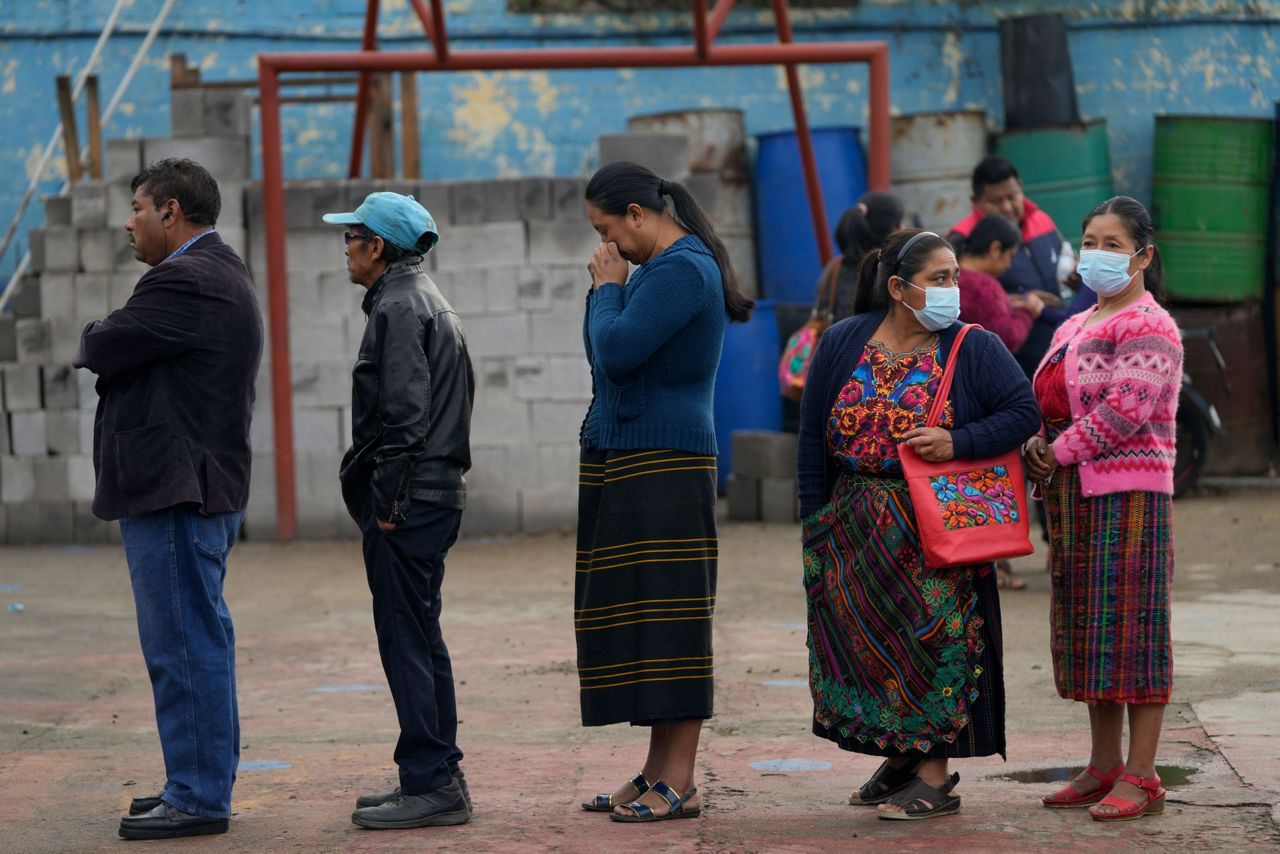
[323,192,475,830]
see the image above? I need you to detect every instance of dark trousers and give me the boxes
[360,501,463,795]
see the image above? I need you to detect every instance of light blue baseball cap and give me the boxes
[322,192,438,252]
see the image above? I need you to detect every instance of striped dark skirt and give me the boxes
[575,448,718,727]
[1043,462,1173,705]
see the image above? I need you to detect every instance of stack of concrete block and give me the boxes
[727,430,799,524]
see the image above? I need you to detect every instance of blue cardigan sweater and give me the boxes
[581,234,725,454]
[798,311,1041,517]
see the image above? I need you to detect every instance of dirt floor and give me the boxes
[2,489,1279,852]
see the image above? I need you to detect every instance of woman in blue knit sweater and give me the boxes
[575,162,754,823]
[798,229,1039,820]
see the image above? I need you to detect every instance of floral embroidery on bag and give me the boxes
[929,466,1021,530]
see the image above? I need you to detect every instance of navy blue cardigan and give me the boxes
[797,311,1041,518]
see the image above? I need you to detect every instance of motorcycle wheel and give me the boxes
[1173,404,1209,498]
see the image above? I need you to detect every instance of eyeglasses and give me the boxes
[343,231,373,245]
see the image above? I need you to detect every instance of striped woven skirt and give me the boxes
[575,448,718,727]
[802,471,1005,758]
[1043,461,1173,705]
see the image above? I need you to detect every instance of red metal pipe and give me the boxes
[430,0,450,63]
[771,0,833,265]
[346,0,380,178]
[707,0,736,43]
[257,63,299,542]
[867,45,891,191]
[693,0,708,59]
[409,0,437,48]
[267,41,886,73]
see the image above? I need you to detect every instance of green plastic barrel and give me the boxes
[995,120,1113,247]
[1153,115,1273,303]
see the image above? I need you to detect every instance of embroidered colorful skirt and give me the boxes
[802,471,1005,758]
[575,448,718,727]
[1043,462,1173,705]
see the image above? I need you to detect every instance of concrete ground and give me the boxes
[2,490,1279,852]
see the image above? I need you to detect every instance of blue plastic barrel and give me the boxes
[754,127,868,304]
[714,299,781,491]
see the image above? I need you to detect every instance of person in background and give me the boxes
[74,158,262,841]
[576,161,754,823]
[957,213,1043,354]
[825,191,905,322]
[798,229,1039,821]
[324,192,476,831]
[1026,196,1181,822]
[948,156,1094,377]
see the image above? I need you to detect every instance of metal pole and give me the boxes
[707,0,737,43]
[257,62,299,542]
[347,0,380,179]
[867,45,891,191]
[771,0,833,264]
[693,0,709,60]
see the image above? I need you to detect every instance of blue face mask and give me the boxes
[1078,247,1144,297]
[903,281,961,332]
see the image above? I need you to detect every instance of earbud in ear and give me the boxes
[161,212,173,221]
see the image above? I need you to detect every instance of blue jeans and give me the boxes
[119,504,243,819]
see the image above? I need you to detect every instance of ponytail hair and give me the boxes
[1082,195,1167,304]
[585,161,755,323]
[851,228,951,315]
[961,213,1021,258]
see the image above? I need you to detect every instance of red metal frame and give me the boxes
[258,0,890,540]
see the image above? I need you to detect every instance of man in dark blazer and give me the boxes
[73,158,262,841]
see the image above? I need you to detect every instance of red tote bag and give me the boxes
[897,325,1034,569]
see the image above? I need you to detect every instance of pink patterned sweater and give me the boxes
[1033,292,1183,496]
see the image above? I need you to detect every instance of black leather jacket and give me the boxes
[340,259,474,523]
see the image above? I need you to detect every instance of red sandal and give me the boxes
[1041,761,1124,808]
[1089,772,1166,822]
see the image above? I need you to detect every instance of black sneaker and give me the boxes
[351,778,470,830]
[118,803,229,840]
[128,794,164,816]
[357,769,472,812]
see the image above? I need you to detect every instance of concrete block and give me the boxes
[470,399,530,446]
[78,364,101,406]
[760,476,798,524]
[546,355,592,400]
[520,483,577,531]
[543,265,585,303]
[45,409,80,456]
[287,272,323,316]
[28,228,46,274]
[318,271,362,315]
[73,500,113,544]
[40,225,80,272]
[10,411,47,456]
[108,273,136,310]
[465,313,529,359]
[530,401,585,444]
[414,181,453,227]
[536,442,580,483]
[44,195,73,226]
[217,181,248,230]
[284,180,347,229]
[67,455,97,502]
[290,316,345,362]
[344,315,368,354]
[478,180,521,223]
[466,445,510,491]
[519,177,553,220]
[293,407,342,453]
[475,357,513,400]
[598,133,691,182]
[428,270,483,317]
[296,451,347,539]
[731,430,798,480]
[42,365,79,409]
[38,273,76,320]
[220,228,250,267]
[170,87,207,137]
[283,229,346,274]
[105,180,134,229]
[14,320,51,364]
[72,182,108,229]
[202,90,252,137]
[0,317,17,361]
[78,411,96,454]
[516,269,552,312]
[291,361,351,408]
[78,229,121,274]
[0,413,8,455]
[47,318,82,364]
[143,136,250,182]
[33,456,69,502]
[340,406,352,448]
[459,489,519,537]
[2,365,43,410]
[530,308,586,356]
[433,222,526,272]
[481,266,521,313]
[552,178,586,219]
[7,273,42,319]
[39,500,74,543]
[74,274,112,319]
[105,138,144,182]
[450,181,487,225]
[1,455,35,502]
[514,356,549,401]
[4,501,42,544]
[727,474,760,521]
[527,220,598,267]
[242,454,279,540]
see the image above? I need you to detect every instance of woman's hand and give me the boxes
[901,427,954,462]
[1023,436,1059,482]
[588,242,629,290]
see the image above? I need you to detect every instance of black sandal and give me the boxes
[582,772,650,812]
[877,772,961,820]
[848,757,924,805]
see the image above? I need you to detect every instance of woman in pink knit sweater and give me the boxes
[1023,197,1182,823]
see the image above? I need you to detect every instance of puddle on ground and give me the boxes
[751,759,832,773]
[996,764,1197,788]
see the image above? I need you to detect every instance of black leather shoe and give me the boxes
[128,794,163,816]
[351,778,470,829]
[357,769,473,812]
[118,803,229,840]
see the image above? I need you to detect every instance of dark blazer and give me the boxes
[797,311,1041,518]
[79,232,263,521]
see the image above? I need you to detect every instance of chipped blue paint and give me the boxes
[3,1,1279,273]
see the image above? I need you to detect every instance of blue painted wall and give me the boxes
[3,0,1279,275]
